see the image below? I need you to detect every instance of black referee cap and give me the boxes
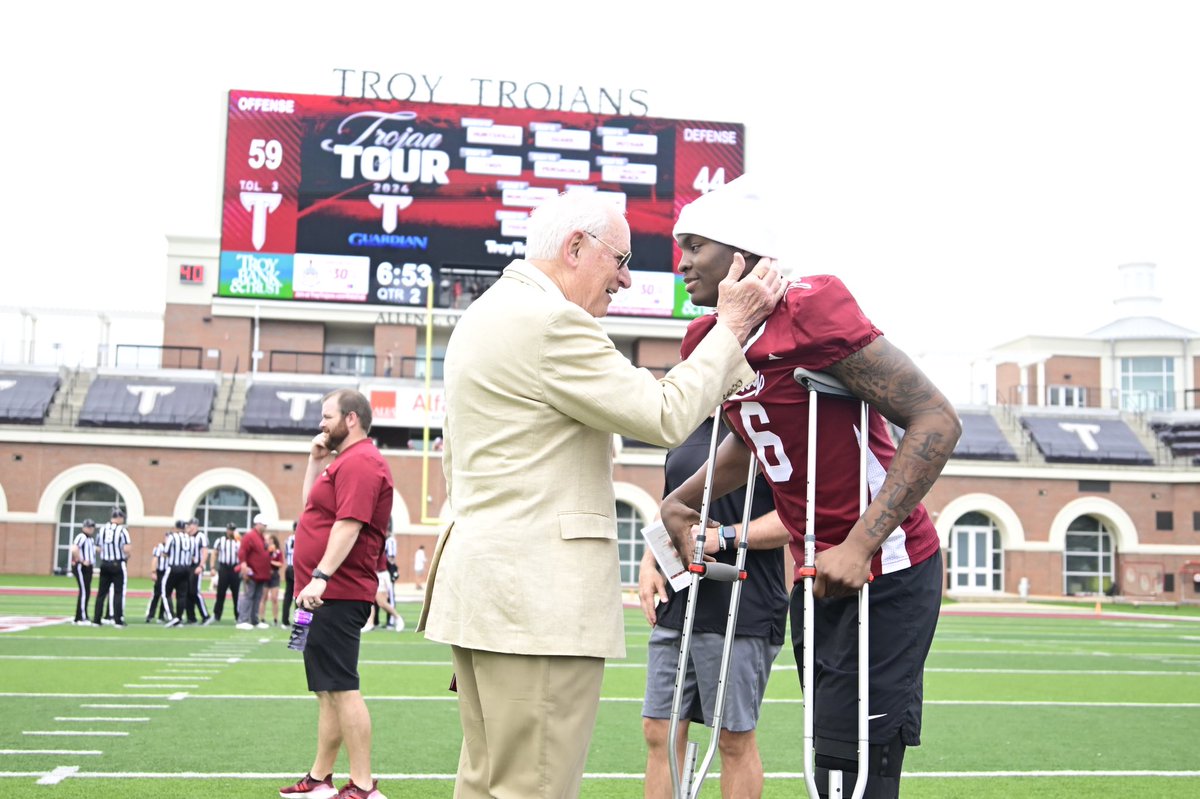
[111,507,126,518]
[81,518,95,528]
[226,522,238,530]
[174,519,186,530]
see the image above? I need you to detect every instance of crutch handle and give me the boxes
[688,562,741,582]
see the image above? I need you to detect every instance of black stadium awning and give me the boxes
[0,373,61,424]
[952,413,1017,461]
[78,377,216,430]
[1021,415,1154,465]
[240,384,327,434]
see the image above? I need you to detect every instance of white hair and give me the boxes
[524,191,626,260]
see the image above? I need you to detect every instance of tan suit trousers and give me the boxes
[450,645,605,799]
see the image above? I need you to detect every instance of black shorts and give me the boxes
[302,599,373,692]
[789,549,942,747]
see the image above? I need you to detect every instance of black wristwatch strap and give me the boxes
[312,568,332,581]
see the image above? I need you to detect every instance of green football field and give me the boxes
[1,575,1198,798]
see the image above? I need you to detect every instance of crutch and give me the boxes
[793,368,871,799]
[668,412,760,799]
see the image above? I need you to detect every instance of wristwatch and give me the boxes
[312,568,333,581]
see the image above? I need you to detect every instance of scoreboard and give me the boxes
[218,89,745,319]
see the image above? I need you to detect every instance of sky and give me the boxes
[4,0,1199,404]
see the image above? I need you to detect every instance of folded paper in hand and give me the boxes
[639,520,690,592]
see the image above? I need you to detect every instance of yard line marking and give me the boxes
[138,675,211,681]
[0,769,1196,780]
[924,666,1200,676]
[79,704,168,709]
[36,765,79,785]
[0,693,168,699]
[54,717,149,723]
[925,699,1200,708]
[22,731,128,737]
[0,750,102,756]
[6,689,1192,710]
[122,684,197,689]
[0,655,228,663]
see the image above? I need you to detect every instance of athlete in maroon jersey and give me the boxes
[659,176,961,799]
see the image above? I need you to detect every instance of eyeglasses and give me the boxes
[585,230,632,270]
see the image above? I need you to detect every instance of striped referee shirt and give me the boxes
[285,534,295,567]
[161,531,193,569]
[152,542,167,573]
[95,523,130,563]
[214,536,240,567]
[71,533,96,565]
[385,535,396,563]
[191,531,209,566]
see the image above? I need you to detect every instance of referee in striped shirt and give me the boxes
[185,518,212,625]
[70,519,97,625]
[160,520,193,628]
[90,507,130,627]
[212,523,241,623]
[145,529,171,623]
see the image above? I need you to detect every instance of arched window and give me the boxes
[56,482,125,573]
[193,486,261,539]
[947,511,1003,593]
[1063,515,1115,596]
[616,500,647,586]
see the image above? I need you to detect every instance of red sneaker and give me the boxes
[279,772,337,799]
[334,779,386,799]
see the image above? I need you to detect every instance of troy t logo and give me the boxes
[126,385,176,416]
[368,195,414,234]
[240,191,283,251]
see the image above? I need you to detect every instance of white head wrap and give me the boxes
[672,174,779,259]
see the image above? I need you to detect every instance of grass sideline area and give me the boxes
[1,574,1198,798]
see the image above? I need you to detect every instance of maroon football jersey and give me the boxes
[681,275,941,579]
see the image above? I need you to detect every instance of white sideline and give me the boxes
[0,769,1198,782]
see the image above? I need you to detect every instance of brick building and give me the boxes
[2,254,1198,602]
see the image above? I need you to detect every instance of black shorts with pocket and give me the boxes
[789,549,942,747]
[302,599,373,692]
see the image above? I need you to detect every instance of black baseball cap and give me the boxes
[174,519,186,530]
[111,507,126,518]
[225,522,238,530]
[81,518,95,528]
[187,517,200,526]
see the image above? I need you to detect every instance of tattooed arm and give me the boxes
[815,336,962,598]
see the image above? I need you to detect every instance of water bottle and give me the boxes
[286,608,314,652]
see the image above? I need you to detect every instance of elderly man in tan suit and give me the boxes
[418,190,785,798]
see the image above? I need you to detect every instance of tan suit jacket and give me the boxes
[418,260,755,659]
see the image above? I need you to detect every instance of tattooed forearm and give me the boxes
[829,336,962,546]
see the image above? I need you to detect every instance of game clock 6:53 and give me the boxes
[375,261,432,305]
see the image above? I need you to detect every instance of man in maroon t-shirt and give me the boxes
[235,514,272,629]
[280,389,393,799]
